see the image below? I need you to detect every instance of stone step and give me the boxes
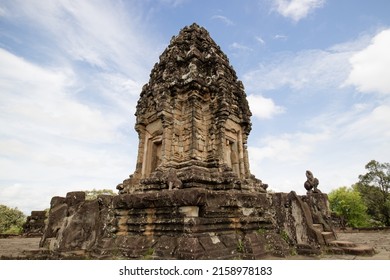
[326,247,345,255]
[321,231,336,244]
[295,243,321,255]
[312,223,324,232]
[341,245,375,256]
[329,240,357,248]
[24,248,50,254]
[327,245,375,256]
[327,240,375,256]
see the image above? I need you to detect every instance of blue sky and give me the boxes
[1,0,389,214]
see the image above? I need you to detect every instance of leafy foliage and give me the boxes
[328,187,370,228]
[0,205,26,234]
[330,160,390,227]
[84,188,116,200]
[355,160,390,226]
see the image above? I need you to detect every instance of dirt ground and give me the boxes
[0,230,389,259]
[0,237,42,259]
[321,230,390,260]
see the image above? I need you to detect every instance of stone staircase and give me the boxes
[312,223,337,244]
[295,223,335,255]
[312,223,375,256]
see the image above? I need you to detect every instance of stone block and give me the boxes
[175,237,205,259]
[65,191,86,207]
[50,196,65,208]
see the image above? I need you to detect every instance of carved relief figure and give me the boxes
[167,169,182,190]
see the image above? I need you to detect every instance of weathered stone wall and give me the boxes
[40,189,335,259]
[23,210,47,237]
[40,192,114,252]
[270,191,336,254]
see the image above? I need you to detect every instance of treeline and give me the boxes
[329,160,390,228]
[0,205,26,234]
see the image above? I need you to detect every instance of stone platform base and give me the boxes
[40,188,338,259]
[92,231,289,260]
[40,188,293,259]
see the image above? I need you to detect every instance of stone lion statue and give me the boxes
[304,170,319,192]
[167,168,182,190]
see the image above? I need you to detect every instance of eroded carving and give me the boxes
[166,168,182,190]
[304,170,320,193]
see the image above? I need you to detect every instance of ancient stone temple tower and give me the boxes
[40,24,338,260]
[120,23,265,193]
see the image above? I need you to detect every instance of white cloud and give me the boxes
[0,49,135,213]
[211,15,235,26]
[249,130,329,163]
[0,0,158,213]
[0,48,119,143]
[255,36,266,45]
[159,0,189,7]
[230,42,253,52]
[92,72,142,117]
[342,104,390,142]
[0,49,134,178]
[272,0,325,22]
[242,32,374,94]
[345,29,390,95]
[274,34,288,40]
[243,48,352,92]
[4,0,155,80]
[246,28,390,190]
[248,100,390,194]
[247,94,285,119]
[248,130,331,193]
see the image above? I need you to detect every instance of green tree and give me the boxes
[84,188,116,200]
[0,205,26,234]
[328,187,370,228]
[355,160,390,226]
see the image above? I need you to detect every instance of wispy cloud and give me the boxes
[3,0,155,79]
[249,130,330,163]
[159,0,189,7]
[243,45,358,93]
[274,34,288,40]
[0,0,158,213]
[248,128,331,192]
[272,0,325,22]
[255,36,266,45]
[0,48,135,212]
[249,99,390,192]
[243,30,378,94]
[0,48,127,141]
[0,5,7,17]
[230,42,253,52]
[246,30,390,193]
[211,15,235,26]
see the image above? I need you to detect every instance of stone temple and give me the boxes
[39,24,342,259]
[118,23,265,194]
